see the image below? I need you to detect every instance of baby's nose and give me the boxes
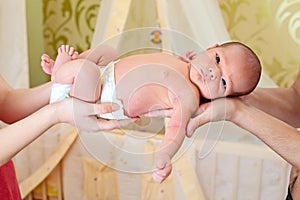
[208,67,218,80]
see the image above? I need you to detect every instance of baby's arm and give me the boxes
[152,99,193,183]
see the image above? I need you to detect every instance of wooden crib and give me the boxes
[16,122,290,200]
[17,125,205,200]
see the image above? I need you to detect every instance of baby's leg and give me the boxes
[50,45,75,82]
[71,59,102,103]
[54,59,102,103]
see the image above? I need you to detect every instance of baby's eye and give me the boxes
[221,78,227,88]
[216,54,220,64]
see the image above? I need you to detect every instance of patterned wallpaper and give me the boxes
[43,0,100,57]
[42,0,300,87]
[219,0,300,87]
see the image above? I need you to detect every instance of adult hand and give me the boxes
[187,98,237,137]
[144,97,238,138]
[53,98,136,131]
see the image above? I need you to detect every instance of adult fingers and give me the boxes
[94,118,137,131]
[186,116,203,137]
[143,109,173,117]
[186,104,211,137]
[186,99,229,137]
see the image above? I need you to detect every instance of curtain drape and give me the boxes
[0,1,29,88]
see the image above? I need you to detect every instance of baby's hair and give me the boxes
[220,41,262,97]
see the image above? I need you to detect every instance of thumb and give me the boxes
[92,103,120,115]
[186,106,209,137]
[186,117,200,137]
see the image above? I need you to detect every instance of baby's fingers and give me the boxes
[152,167,170,183]
[152,170,165,183]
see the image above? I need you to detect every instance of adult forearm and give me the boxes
[0,104,58,165]
[243,87,300,128]
[0,82,52,123]
[231,101,300,168]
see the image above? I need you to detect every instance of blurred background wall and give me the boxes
[219,0,300,87]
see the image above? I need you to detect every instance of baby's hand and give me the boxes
[152,153,172,183]
[179,50,196,62]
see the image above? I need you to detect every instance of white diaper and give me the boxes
[49,61,129,120]
[50,83,71,103]
[99,61,129,119]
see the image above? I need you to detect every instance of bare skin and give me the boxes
[0,74,134,166]
[41,45,79,75]
[45,45,200,183]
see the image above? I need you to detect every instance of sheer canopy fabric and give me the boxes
[0,0,29,88]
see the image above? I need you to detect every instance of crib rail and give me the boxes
[20,128,78,199]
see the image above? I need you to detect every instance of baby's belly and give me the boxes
[117,85,172,117]
[124,99,168,117]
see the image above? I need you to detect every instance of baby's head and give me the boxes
[189,41,261,99]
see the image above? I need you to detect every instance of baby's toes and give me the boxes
[41,61,52,74]
[41,54,50,63]
[71,51,79,60]
[65,45,70,52]
[58,45,67,54]
[68,46,74,55]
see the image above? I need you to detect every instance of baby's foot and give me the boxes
[41,45,79,75]
[41,54,55,75]
[52,45,78,73]
[49,45,78,82]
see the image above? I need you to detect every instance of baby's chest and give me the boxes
[118,84,172,116]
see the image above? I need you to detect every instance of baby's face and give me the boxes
[189,45,250,99]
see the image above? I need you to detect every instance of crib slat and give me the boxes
[174,153,206,200]
[210,152,217,199]
[232,156,240,200]
[255,159,263,199]
[42,181,47,200]
[19,128,78,198]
